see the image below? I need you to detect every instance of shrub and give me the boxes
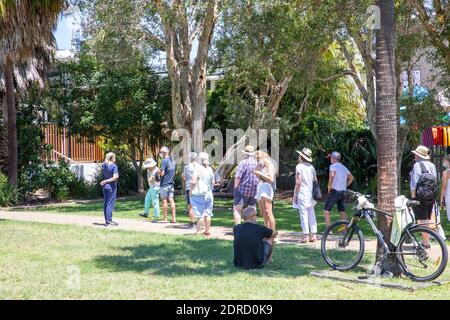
[42,160,76,201]
[90,158,138,197]
[0,173,19,207]
[69,177,101,199]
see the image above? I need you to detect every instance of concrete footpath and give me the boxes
[0,209,379,250]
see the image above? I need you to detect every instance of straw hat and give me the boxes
[242,145,256,156]
[296,148,313,163]
[412,145,430,160]
[143,158,157,169]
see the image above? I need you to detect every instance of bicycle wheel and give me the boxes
[321,221,365,271]
[397,226,448,282]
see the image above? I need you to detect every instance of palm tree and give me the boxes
[375,0,402,275]
[0,0,66,186]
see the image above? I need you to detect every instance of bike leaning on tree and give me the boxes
[321,190,448,282]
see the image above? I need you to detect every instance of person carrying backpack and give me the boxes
[410,145,438,248]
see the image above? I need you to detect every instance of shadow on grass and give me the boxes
[92,237,340,278]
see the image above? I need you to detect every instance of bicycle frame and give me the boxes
[347,207,424,260]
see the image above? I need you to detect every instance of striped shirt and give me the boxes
[235,156,258,197]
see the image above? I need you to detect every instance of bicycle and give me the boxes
[321,190,448,282]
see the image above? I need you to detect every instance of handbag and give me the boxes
[312,178,322,201]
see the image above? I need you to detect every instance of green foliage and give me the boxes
[293,116,377,192]
[0,173,19,206]
[88,158,138,198]
[69,177,102,200]
[42,160,76,201]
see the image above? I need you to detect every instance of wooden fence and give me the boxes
[42,124,104,163]
[42,124,158,163]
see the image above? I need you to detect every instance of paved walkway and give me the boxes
[0,209,379,251]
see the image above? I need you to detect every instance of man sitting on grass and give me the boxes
[233,206,278,269]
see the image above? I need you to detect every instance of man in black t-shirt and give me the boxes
[233,206,278,269]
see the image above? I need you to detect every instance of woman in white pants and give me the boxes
[293,148,318,243]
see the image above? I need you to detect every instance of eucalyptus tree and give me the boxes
[410,0,450,71]
[213,0,342,178]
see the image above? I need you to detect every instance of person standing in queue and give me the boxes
[159,146,177,223]
[100,152,119,226]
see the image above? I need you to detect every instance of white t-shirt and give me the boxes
[293,162,316,209]
[330,163,351,191]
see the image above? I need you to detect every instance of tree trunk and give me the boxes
[4,61,18,186]
[375,0,402,275]
[130,142,144,194]
[0,93,8,175]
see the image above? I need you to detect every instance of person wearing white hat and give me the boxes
[323,151,354,228]
[190,152,215,236]
[182,152,198,229]
[410,145,438,248]
[139,158,160,220]
[293,148,318,243]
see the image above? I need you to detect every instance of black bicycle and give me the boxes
[321,190,448,282]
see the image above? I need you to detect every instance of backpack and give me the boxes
[415,162,438,203]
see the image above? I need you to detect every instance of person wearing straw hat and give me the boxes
[139,158,160,220]
[323,151,354,228]
[293,148,318,243]
[410,145,438,247]
[233,145,259,225]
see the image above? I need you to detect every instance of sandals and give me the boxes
[300,236,309,244]
[309,235,317,243]
[203,232,211,236]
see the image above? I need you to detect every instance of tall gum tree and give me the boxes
[149,0,219,153]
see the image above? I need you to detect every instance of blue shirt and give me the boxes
[102,162,119,189]
[160,157,176,187]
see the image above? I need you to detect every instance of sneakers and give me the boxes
[105,221,119,226]
[139,213,149,218]
[187,222,196,229]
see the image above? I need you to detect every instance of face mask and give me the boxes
[444,162,449,169]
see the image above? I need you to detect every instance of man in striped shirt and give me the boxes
[233,145,259,225]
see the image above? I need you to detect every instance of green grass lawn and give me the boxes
[1,219,449,299]
[15,195,450,238]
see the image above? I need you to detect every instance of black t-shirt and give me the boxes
[233,222,273,269]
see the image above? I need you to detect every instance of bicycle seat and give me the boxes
[406,200,420,208]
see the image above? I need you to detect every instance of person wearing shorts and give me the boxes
[233,207,278,269]
[182,152,197,228]
[410,145,437,248]
[190,152,215,236]
[232,145,259,225]
[323,151,354,227]
[159,146,176,223]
